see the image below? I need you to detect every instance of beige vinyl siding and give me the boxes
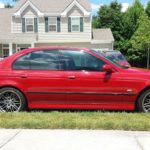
[11,17,22,33]
[38,6,91,42]
[38,17,91,43]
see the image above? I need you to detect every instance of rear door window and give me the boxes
[13,50,62,70]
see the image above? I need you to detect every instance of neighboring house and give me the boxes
[0,0,114,57]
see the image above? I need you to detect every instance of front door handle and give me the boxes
[68,76,76,79]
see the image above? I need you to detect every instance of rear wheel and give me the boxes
[137,89,150,112]
[0,87,27,112]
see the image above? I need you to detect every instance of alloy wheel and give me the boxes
[0,90,21,112]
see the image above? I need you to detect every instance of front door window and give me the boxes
[60,50,106,71]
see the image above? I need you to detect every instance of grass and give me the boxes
[0,111,150,131]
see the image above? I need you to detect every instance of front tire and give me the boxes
[137,89,150,112]
[0,87,27,112]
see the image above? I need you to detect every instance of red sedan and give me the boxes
[0,47,150,112]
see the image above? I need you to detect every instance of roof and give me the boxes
[0,0,91,39]
[14,0,91,13]
[92,29,114,42]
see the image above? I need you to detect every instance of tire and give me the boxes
[137,89,150,112]
[0,87,27,112]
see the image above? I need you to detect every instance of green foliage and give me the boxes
[122,0,144,39]
[146,1,150,17]
[92,0,150,68]
[129,12,150,67]
[5,3,13,8]
[96,1,124,42]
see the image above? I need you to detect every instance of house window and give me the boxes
[49,17,57,32]
[2,44,9,57]
[71,17,80,32]
[25,18,34,32]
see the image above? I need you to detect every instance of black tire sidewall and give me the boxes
[137,90,150,112]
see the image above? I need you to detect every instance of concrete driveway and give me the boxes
[0,129,150,150]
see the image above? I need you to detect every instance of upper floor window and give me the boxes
[68,17,83,32]
[22,18,38,33]
[49,17,57,32]
[45,17,60,32]
[71,17,80,32]
[25,18,34,32]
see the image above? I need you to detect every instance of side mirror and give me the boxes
[102,64,114,73]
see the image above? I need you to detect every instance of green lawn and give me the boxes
[0,111,150,131]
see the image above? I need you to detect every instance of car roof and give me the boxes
[25,46,90,52]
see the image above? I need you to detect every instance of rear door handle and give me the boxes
[68,76,76,79]
[20,75,28,79]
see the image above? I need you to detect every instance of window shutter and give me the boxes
[45,17,48,32]
[22,18,25,33]
[68,17,71,32]
[57,17,61,32]
[80,17,83,32]
[34,18,38,32]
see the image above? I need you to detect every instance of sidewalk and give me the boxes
[0,129,150,150]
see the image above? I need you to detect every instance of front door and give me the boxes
[60,50,128,109]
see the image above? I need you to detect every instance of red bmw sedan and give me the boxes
[0,47,150,112]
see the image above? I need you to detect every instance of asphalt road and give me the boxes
[0,129,150,150]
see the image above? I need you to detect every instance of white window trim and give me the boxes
[25,17,34,33]
[71,16,80,32]
[48,17,57,32]
[2,44,9,58]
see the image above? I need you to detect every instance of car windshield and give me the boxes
[91,50,130,69]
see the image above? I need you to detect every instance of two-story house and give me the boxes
[0,0,114,57]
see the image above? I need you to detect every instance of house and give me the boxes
[0,0,114,57]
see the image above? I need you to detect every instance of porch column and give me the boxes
[31,42,35,48]
[9,43,13,56]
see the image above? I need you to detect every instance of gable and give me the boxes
[14,0,43,17]
[61,0,90,16]
[67,5,84,17]
[21,5,37,18]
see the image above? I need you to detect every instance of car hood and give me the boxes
[122,67,150,80]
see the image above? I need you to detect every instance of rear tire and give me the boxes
[137,89,150,112]
[0,87,27,112]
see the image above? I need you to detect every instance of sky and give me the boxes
[0,0,148,14]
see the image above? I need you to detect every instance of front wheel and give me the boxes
[137,89,150,112]
[0,88,27,112]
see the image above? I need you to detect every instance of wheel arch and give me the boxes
[135,86,150,109]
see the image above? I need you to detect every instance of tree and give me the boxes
[129,12,150,67]
[146,0,150,17]
[5,3,13,8]
[96,1,124,49]
[122,0,144,40]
